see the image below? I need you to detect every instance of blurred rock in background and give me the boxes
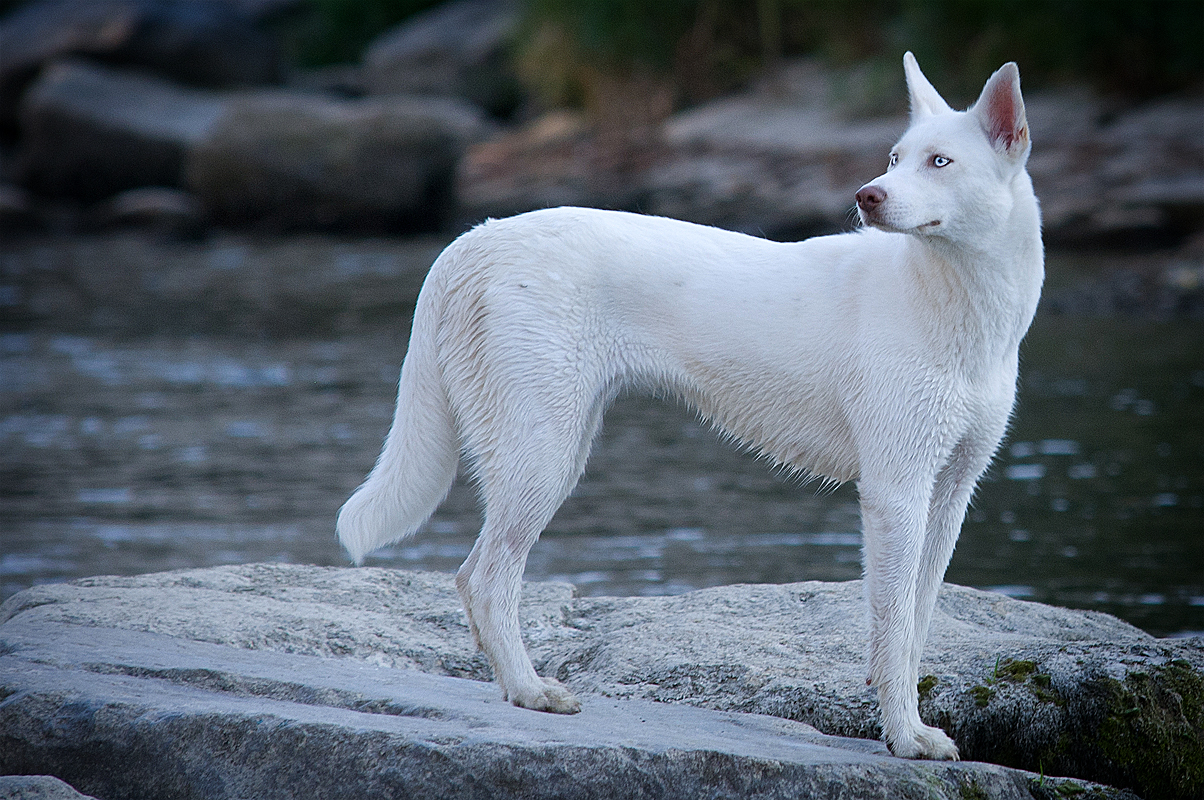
[0,0,283,136]
[0,0,1199,251]
[363,0,522,117]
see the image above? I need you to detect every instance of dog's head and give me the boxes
[856,52,1031,245]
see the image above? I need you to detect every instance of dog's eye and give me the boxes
[888,153,898,168]
[932,155,951,168]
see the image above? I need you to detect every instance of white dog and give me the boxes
[338,52,1043,760]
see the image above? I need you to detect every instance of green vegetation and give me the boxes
[969,684,995,708]
[970,657,1069,710]
[286,1,1202,105]
[1095,659,1203,800]
[958,778,989,800]
[286,0,447,67]
[995,658,1037,682]
[515,0,1204,103]
[516,0,1203,106]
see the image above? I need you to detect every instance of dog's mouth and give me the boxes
[861,214,943,235]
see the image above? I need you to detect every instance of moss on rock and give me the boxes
[1094,659,1203,800]
[969,685,995,708]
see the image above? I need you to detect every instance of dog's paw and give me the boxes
[509,677,582,714]
[888,724,959,760]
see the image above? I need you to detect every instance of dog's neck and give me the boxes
[901,177,1044,363]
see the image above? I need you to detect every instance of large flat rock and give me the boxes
[1,618,1061,800]
[2,564,1194,798]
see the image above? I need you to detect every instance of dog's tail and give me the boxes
[336,265,459,565]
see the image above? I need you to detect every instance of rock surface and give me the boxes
[0,0,280,132]
[0,618,1093,800]
[12,57,490,231]
[186,91,491,231]
[3,564,1198,798]
[363,0,521,117]
[16,60,227,200]
[0,776,99,800]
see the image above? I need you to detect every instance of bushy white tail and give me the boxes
[336,276,458,564]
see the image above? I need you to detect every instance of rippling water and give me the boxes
[2,245,1201,636]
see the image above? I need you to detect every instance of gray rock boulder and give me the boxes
[186,91,491,231]
[16,59,226,200]
[2,564,1198,798]
[0,0,280,132]
[363,0,521,117]
[455,90,905,240]
[648,98,902,237]
[15,57,491,231]
[455,110,654,228]
[454,58,905,239]
[0,776,98,800]
[0,565,1136,800]
[1025,89,1204,246]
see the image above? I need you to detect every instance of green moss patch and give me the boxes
[996,659,1037,682]
[969,685,995,708]
[958,778,989,800]
[1095,659,1203,800]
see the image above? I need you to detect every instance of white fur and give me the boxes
[337,53,1043,759]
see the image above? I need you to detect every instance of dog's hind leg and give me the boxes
[454,385,610,714]
[456,501,580,713]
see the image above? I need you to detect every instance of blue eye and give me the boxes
[932,155,951,167]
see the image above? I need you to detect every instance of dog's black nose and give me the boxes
[856,185,886,211]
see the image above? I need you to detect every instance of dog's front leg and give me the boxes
[859,479,960,760]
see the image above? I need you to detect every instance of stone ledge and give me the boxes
[3,564,1193,798]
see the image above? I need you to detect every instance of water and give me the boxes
[2,248,1201,637]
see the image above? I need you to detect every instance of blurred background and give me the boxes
[1,0,1201,636]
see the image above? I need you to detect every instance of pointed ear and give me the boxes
[904,51,951,120]
[972,61,1030,159]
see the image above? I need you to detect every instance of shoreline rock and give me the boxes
[16,60,227,200]
[362,0,521,118]
[0,618,1117,800]
[2,564,1198,798]
[455,75,1203,247]
[186,91,490,232]
[0,776,99,800]
[0,0,281,134]
[13,58,491,232]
